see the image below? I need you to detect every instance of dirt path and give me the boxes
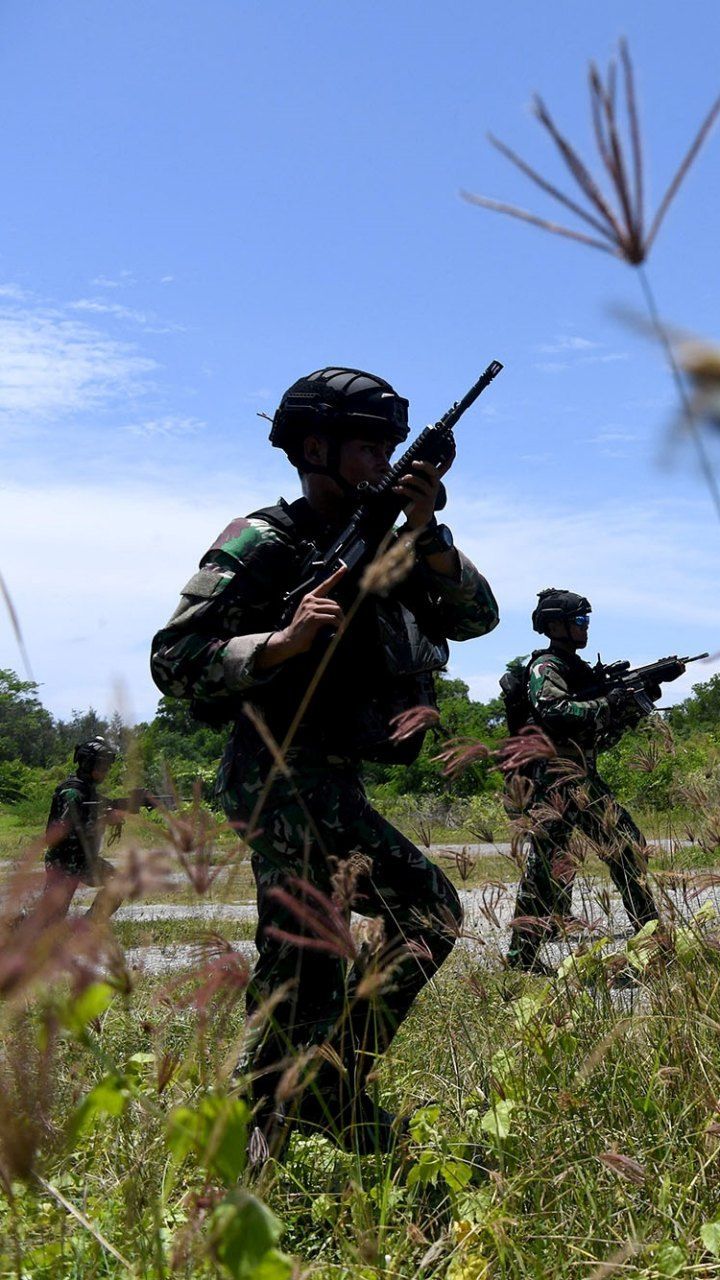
[118,875,717,976]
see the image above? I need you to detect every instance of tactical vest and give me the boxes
[500,647,604,740]
[192,499,449,765]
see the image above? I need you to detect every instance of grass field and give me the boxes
[3,797,720,1277]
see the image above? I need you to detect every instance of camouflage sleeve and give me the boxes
[150,516,296,704]
[528,655,611,736]
[418,548,500,641]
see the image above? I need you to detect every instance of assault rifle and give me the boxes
[282,359,503,619]
[108,788,175,813]
[102,788,175,847]
[594,652,708,720]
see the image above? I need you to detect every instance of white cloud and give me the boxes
[90,271,135,289]
[0,302,155,426]
[127,415,205,438]
[454,492,720,626]
[578,352,629,365]
[587,431,639,444]
[0,283,29,301]
[533,336,627,372]
[69,297,182,334]
[0,482,269,720]
[536,336,599,354]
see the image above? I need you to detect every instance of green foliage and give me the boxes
[364,674,505,798]
[0,669,57,766]
[0,758,35,803]
[668,673,720,737]
[167,1093,249,1185]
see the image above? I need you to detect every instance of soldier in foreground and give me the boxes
[43,737,130,922]
[151,366,499,1155]
[502,589,668,974]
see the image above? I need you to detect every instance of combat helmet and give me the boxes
[269,367,410,471]
[532,588,592,636]
[74,736,117,774]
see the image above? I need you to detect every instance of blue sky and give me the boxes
[1,0,720,721]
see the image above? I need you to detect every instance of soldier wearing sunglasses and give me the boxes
[503,588,661,974]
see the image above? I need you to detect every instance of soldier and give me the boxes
[503,588,662,974]
[151,366,499,1154]
[43,736,127,923]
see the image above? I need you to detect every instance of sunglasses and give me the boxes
[573,615,591,628]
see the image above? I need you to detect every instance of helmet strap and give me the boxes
[299,436,357,500]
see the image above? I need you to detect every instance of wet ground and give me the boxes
[4,842,712,977]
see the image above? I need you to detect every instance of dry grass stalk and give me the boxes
[433,736,491,778]
[463,40,720,266]
[463,38,720,518]
[0,568,33,678]
[496,726,557,774]
[389,704,441,744]
[266,876,359,961]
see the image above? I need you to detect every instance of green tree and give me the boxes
[363,674,505,798]
[667,674,720,738]
[0,669,57,766]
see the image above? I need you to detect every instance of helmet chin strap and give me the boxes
[301,437,358,500]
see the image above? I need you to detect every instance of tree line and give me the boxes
[1,665,720,819]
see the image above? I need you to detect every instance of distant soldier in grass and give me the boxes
[502,589,663,974]
[43,736,154,923]
[151,366,499,1155]
[42,737,127,922]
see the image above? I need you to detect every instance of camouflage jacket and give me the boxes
[151,496,499,761]
[527,644,615,766]
[45,774,110,870]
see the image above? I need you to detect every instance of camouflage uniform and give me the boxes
[507,643,658,969]
[45,774,115,884]
[151,498,498,1113]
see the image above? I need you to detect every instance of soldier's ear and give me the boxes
[302,434,329,467]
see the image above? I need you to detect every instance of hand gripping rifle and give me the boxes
[282,359,503,619]
[594,652,708,720]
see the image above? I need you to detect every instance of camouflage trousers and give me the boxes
[507,765,658,969]
[220,751,463,1116]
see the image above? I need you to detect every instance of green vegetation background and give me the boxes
[2,664,719,845]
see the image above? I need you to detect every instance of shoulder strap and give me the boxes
[246,497,309,537]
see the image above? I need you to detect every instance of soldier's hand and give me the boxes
[394,450,454,532]
[257,566,348,667]
[606,687,629,719]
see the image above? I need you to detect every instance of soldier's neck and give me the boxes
[302,476,355,526]
[549,638,580,657]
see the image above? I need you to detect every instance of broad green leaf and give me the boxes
[167,1094,249,1185]
[409,1104,441,1143]
[248,1249,294,1280]
[489,1048,516,1086]
[511,991,546,1028]
[701,1221,720,1257]
[630,919,658,943]
[69,1074,128,1140]
[654,1242,686,1276]
[127,1052,156,1067]
[694,901,717,926]
[61,982,115,1035]
[211,1189,291,1279]
[480,1100,515,1141]
[675,927,702,961]
[406,1149,444,1188]
[441,1158,475,1192]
